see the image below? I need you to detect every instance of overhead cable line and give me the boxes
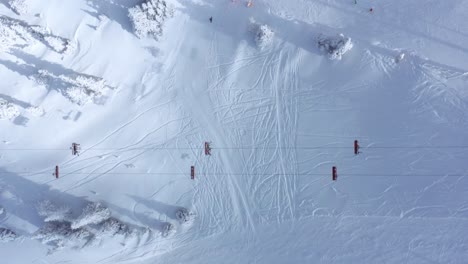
[1,145,468,151]
[2,171,466,177]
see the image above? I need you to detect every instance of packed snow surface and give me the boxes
[1,0,468,263]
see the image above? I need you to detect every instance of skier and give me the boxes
[209,16,213,23]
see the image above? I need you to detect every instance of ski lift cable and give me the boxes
[1,145,468,151]
[1,171,466,177]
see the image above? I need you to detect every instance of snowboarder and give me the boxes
[354,0,357,4]
[209,16,213,23]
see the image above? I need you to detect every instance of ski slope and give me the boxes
[1,0,468,263]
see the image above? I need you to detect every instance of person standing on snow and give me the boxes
[209,16,213,23]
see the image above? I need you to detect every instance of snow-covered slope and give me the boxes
[1,0,468,263]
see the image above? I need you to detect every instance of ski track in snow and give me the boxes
[202,30,258,233]
[1,0,468,262]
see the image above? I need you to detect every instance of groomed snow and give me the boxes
[1,0,468,263]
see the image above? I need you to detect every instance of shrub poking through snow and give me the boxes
[0,98,20,120]
[160,222,175,237]
[0,228,17,242]
[37,200,71,223]
[71,202,111,230]
[42,35,71,53]
[128,0,174,39]
[98,218,129,236]
[255,24,274,49]
[317,33,353,60]
[33,221,94,249]
[249,18,274,49]
[175,208,194,224]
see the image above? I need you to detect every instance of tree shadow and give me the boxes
[313,0,468,55]
[12,115,29,126]
[179,0,468,62]
[0,169,88,235]
[127,194,186,222]
[0,0,18,15]
[84,0,141,35]
[0,58,37,77]
[1,50,110,105]
[106,200,171,232]
[0,55,73,101]
[176,0,323,55]
[10,50,77,76]
[0,168,170,238]
[0,93,33,109]
[177,0,257,47]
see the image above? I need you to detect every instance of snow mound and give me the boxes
[0,99,20,120]
[255,24,274,49]
[37,200,71,223]
[26,106,45,117]
[36,70,110,105]
[317,33,353,60]
[71,202,111,230]
[128,0,174,39]
[0,228,17,242]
